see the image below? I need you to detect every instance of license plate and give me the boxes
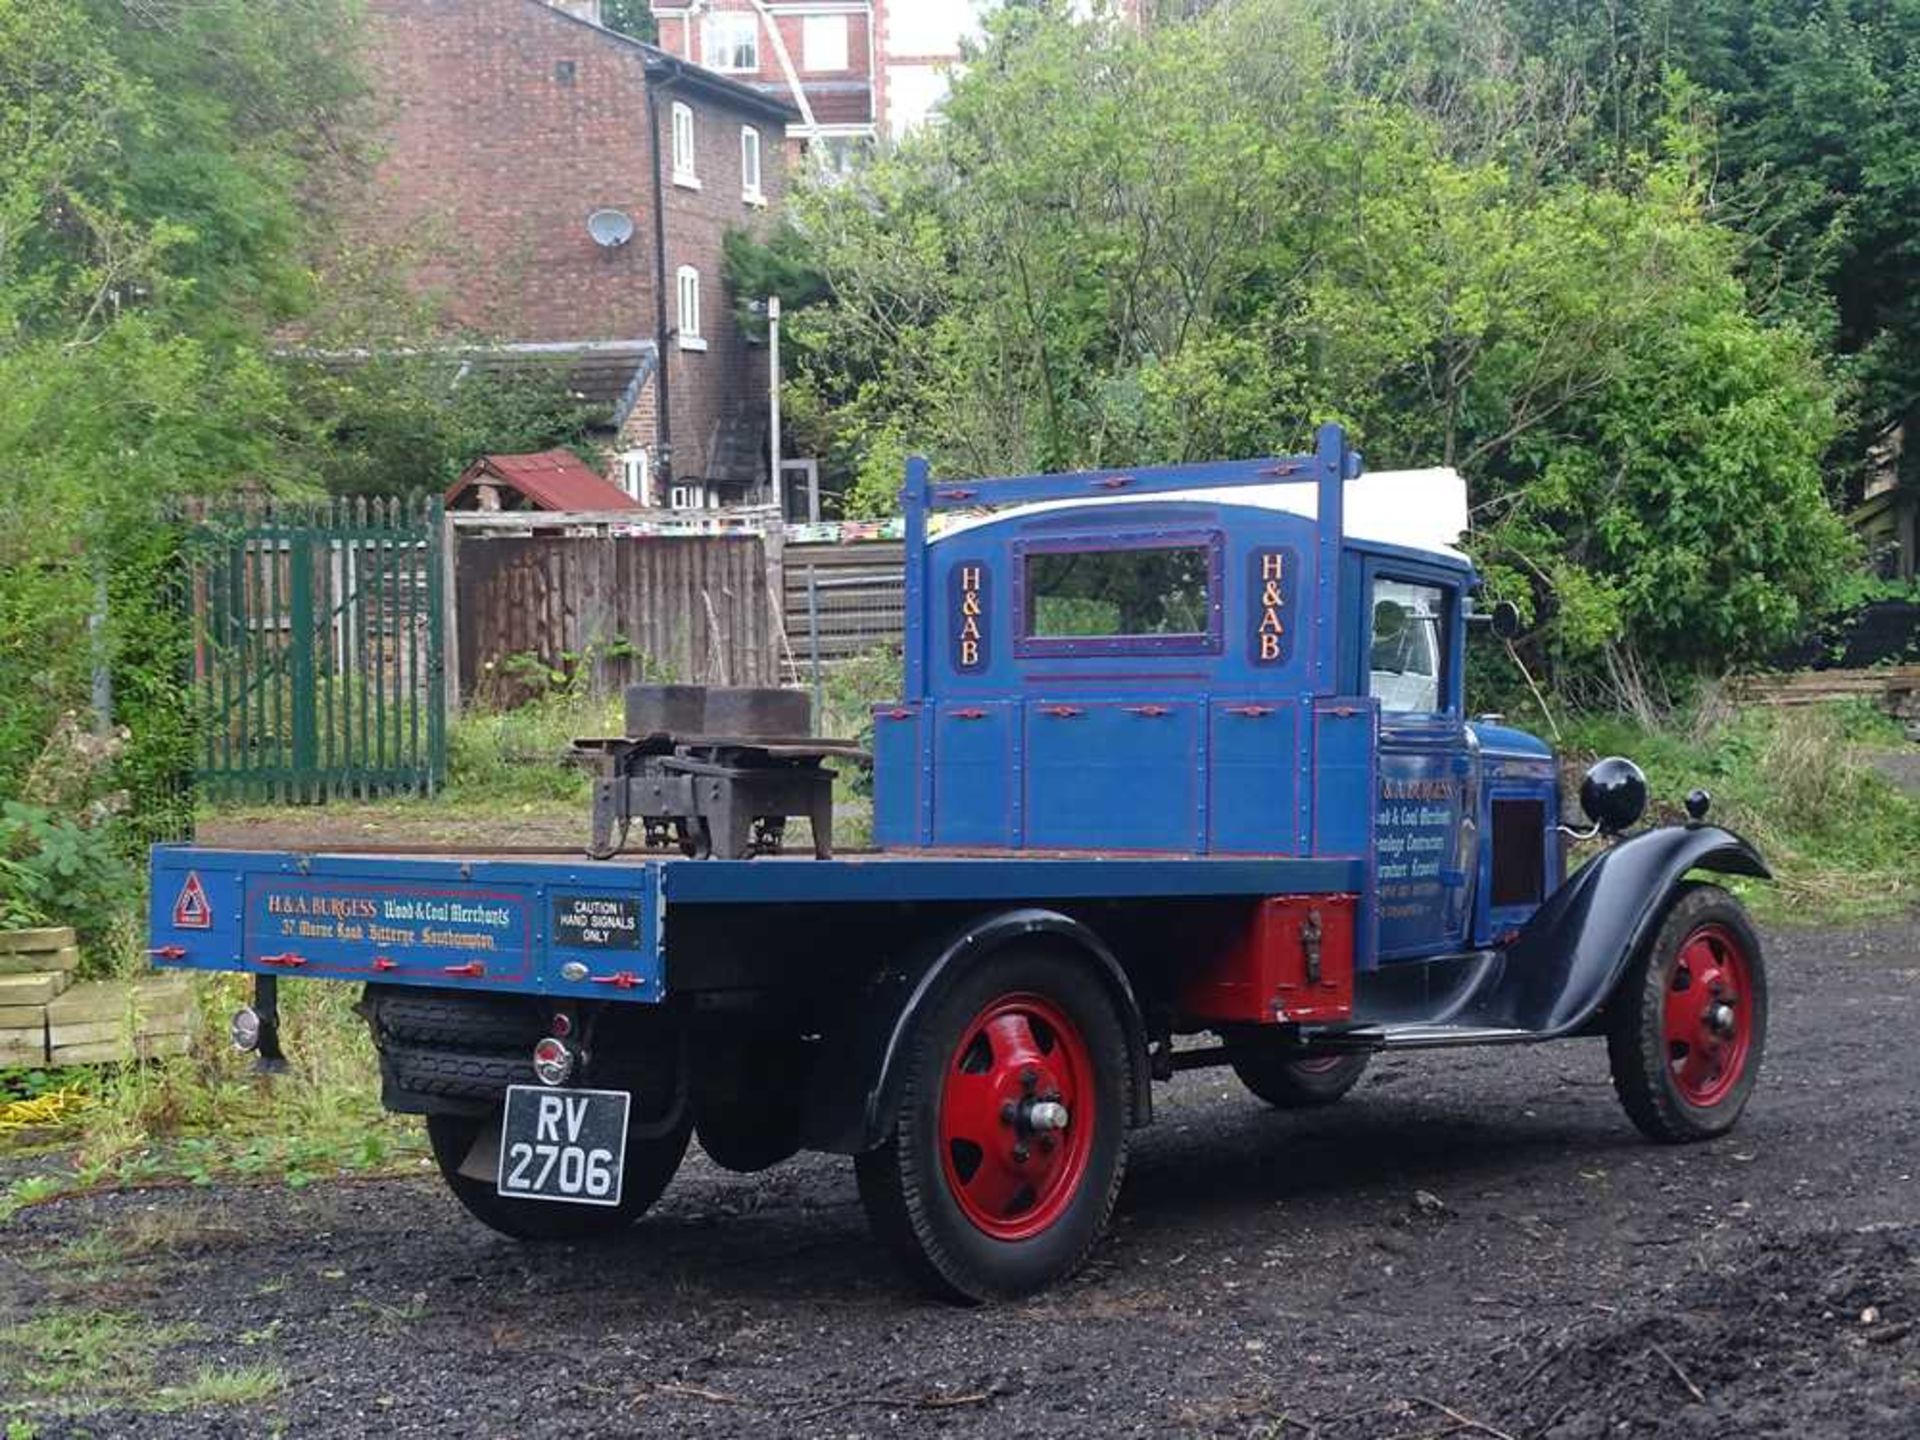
[497,1085,630,1207]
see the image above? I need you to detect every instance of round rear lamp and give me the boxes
[532,1036,575,1087]
[230,1006,261,1053]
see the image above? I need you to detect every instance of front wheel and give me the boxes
[854,949,1131,1302]
[1607,883,1768,1143]
[427,1103,692,1240]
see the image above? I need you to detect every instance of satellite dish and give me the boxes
[587,208,635,248]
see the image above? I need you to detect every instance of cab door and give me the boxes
[1366,566,1476,959]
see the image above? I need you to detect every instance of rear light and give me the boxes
[550,1012,573,1039]
[532,1036,575,1087]
[230,1007,261,1053]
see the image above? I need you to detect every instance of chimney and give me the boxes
[547,0,604,25]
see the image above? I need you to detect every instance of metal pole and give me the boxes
[89,564,112,735]
[768,294,783,513]
[807,564,822,735]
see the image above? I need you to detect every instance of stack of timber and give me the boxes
[47,977,198,1064]
[0,928,197,1066]
[1731,665,1920,711]
[0,927,78,1065]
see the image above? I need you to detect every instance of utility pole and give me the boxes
[768,293,783,513]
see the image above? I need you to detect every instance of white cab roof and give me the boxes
[932,467,1471,563]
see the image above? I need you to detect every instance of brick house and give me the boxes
[648,1,1143,155]
[344,0,799,508]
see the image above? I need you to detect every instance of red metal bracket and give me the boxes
[953,708,988,720]
[935,487,978,502]
[1260,462,1307,477]
[1122,704,1172,717]
[1092,475,1134,490]
[1225,704,1276,718]
[372,955,399,972]
[148,945,187,961]
[442,961,486,978]
[590,971,641,990]
[258,952,307,969]
[1040,705,1084,718]
[879,708,913,721]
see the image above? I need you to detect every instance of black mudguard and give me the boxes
[800,908,1153,1155]
[1483,823,1770,1036]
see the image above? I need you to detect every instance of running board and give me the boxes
[1321,1023,1542,1051]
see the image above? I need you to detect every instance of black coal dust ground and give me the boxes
[2,914,1916,1437]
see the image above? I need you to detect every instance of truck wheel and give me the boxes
[854,950,1130,1302]
[1607,883,1767,1143]
[426,1105,692,1241]
[1229,1047,1370,1108]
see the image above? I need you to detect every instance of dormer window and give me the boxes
[704,13,758,72]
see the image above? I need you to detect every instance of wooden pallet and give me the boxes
[0,944,197,1067]
[1731,666,1920,708]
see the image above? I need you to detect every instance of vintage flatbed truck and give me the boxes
[148,424,1771,1301]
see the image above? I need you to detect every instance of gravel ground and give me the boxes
[3,913,1917,1438]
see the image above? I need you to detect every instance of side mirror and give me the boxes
[1489,600,1523,640]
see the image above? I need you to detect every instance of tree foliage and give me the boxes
[752,0,1854,694]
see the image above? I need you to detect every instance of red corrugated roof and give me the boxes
[448,449,640,512]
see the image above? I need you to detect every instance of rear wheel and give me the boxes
[1607,883,1767,1143]
[427,1103,691,1241]
[1229,1045,1370,1108]
[855,949,1130,1302]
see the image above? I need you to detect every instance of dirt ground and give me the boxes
[3,913,1917,1438]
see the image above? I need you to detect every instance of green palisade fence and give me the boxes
[188,497,447,801]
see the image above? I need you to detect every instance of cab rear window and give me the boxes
[1026,545,1210,638]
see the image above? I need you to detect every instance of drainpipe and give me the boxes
[647,83,674,488]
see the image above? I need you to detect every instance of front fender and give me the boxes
[1486,824,1769,1037]
[799,908,1152,1155]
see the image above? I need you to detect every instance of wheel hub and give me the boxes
[938,994,1094,1241]
[1663,924,1754,1107]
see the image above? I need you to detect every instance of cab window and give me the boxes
[1369,578,1447,713]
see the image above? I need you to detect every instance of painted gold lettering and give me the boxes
[960,638,979,666]
[1260,633,1281,661]
[1261,552,1285,581]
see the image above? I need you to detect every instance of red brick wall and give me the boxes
[656,78,786,482]
[362,0,660,342]
[351,0,789,487]
[650,3,876,128]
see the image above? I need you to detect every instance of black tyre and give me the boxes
[854,948,1131,1303]
[1229,1046,1370,1108]
[427,1103,691,1241]
[1607,883,1767,1143]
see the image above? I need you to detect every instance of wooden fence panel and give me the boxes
[455,530,777,700]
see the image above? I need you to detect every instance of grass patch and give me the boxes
[0,1311,280,1417]
[1559,700,1920,924]
[0,1311,195,1406]
[149,1364,284,1412]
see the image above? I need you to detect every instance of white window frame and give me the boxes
[703,12,759,73]
[676,265,706,351]
[802,13,849,73]
[670,101,699,189]
[740,125,764,205]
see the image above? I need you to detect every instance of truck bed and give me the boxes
[148,843,1365,1003]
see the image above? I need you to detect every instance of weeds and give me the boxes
[1560,702,1920,923]
[149,1364,284,1412]
[0,1311,280,1417]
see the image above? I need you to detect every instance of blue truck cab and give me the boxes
[148,425,1773,1301]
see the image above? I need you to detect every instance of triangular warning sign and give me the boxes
[172,872,212,930]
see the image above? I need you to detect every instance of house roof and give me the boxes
[448,449,642,511]
[527,1,801,124]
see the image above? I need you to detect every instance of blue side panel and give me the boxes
[932,701,1018,848]
[1310,699,1377,858]
[1208,698,1301,855]
[1375,730,1472,958]
[870,704,923,847]
[148,847,667,1003]
[1025,699,1202,852]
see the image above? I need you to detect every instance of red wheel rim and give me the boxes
[938,992,1095,1242]
[1289,1054,1348,1075]
[1663,923,1754,1107]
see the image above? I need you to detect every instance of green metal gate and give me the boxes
[189,498,446,801]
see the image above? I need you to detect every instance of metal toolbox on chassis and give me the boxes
[149,848,666,1002]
